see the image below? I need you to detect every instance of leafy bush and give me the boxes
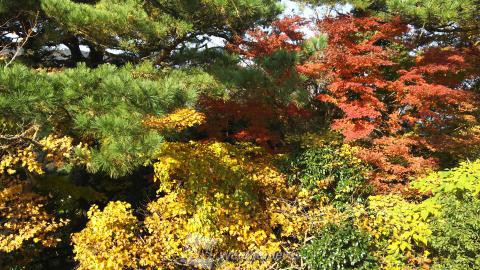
[412,160,480,269]
[300,222,377,270]
[355,195,434,269]
[412,159,480,200]
[73,142,342,269]
[429,196,480,269]
[282,142,370,205]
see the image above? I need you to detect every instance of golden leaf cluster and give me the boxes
[354,195,435,269]
[72,201,139,270]
[0,146,43,175]
[0,134,90,175]
[0,176,67,253]
[144,108,206,131]
[73,142,343,269]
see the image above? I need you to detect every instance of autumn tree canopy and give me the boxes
[1,0,480,269]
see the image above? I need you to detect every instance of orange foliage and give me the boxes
[297,15,474,141]
[356,136,437,192]
[294,15,479,189]
[212,15,480,189]
[198,97,283,147]
[201,17,309,148]
[227,16,305,58]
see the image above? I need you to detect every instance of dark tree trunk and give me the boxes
[65,36,84,67]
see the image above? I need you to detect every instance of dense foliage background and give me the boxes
[0,0,479,269]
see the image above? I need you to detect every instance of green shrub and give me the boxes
[356,195,434,268]
[300,222,378,270]
[282,143,370,206]
[429,196,480,269]
[412,159,480,201]
[412,159,480,269]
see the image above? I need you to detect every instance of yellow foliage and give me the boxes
[0,146,43,175]
[40,135,90,166]
[355,195,435,269]
[72,201,139,270]
[0,134,90,175]
[0,176,67,253]
[151,142,338,264]
[144,108,206,131]
[413,158,480,199]
[73,141,343,269]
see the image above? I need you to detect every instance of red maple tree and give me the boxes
[227,16,305,58]
[294,15,479,189]
[205,15,479,190]
[199,17,307,148]
[297,15,473,142]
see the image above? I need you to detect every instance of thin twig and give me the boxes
[4,11,39,68]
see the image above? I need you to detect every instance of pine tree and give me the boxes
[0,0,283,177]
[1,0,282,67]
[0,2,284,266]
[0,62,220,177]
[301,0,480,46]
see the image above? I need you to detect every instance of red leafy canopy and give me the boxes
[198,95,310,149]
[198,17,308,148]
[297,15,474,141]
[227,16,305,58]
[210,15,479,188]
[356,136,437,192]
[296,15,479,189]
[198,97,281,146]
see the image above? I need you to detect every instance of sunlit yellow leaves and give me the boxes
[0,134,90,175]
[144,108,206,131]
[0,176,67,253]
[149,141,343,268]
[0,146,43,175]
[73,141,342,269]
[39,135,90,167]
[355,195,434,269]
[72,201,139,270]
[413,159,480,199]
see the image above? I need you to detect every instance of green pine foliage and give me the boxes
[0,62,219,177]
[40,0,281,58]
[302,0,478,25]
[301,0,479,44]
[1,0,281,67]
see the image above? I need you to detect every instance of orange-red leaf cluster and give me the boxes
[297,15,473,141]
[227,16,305,58]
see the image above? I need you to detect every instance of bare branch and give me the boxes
[4,11,39,68]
